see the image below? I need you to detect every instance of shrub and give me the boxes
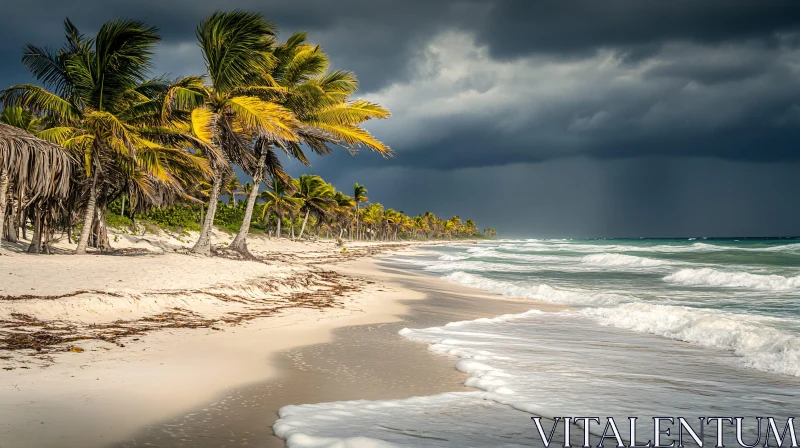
[139,205,202,232]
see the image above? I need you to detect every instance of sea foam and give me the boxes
[442,271,627,305]
[583,303,800,376]
[581,253,665,267]
[664,268,800,290]
[274,308,799,446]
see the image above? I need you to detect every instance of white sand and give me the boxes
[0,229,477,447]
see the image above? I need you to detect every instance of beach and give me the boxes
[0,232,554,447]
[3,236,800,447]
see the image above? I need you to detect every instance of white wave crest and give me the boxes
[438,254,468,261]
[582,253,665,267]
[664,268,800,290]
[583,303,800,376]
[442,271,627,305]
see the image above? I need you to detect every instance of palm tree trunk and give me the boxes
[192,172,223,256]
[298,209,311,240]
[0,167,9,249]
[28,208,42,254]
[76,171,99,254]
[4,209,16,243]
[355,203,360,241]
[230,153,266,252]
[276,210,282,238]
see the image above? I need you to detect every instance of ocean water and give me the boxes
[275,239,800,447]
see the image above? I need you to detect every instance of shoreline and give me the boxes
[0,236,554,448]
[113,258,567,447]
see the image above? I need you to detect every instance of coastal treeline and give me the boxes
[0,11,491,254]
[110,174,485,241]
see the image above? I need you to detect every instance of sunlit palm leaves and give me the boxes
[1,18,210,253]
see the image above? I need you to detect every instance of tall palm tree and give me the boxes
[165,11,300,255]
[230,32,391,253]
[1,19,206,253]
[353,182,368,240]
[260,175,301,238]
[293,174,334,239]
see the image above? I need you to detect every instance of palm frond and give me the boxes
[312,122,392,156]
[227,96,298,140]
[196,10,276,94]
[1,84,81,122]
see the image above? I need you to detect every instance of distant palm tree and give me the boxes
[293,174,334,239]
[224,176,244,206]
[465,219,477,235]
[332,191,355,239]
[353,182,368,240]
[414,216,429,239]
[260,176,301,238]
[360,202,384,240]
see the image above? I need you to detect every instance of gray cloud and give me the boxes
[1,1,799,236]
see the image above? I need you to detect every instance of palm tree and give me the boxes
[260,175,301,238]
[1,19,206,253]
[399,214,414,240]
[360,202,383,241]
[230,32,391,253]
[331,191,355,239]
[165,11,300,255]
[353,182,368,240]
[413,215,429,239]
[293,174,334,239]
[224,176,245,206]
[464,219,477,235]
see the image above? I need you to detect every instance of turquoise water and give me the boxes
[274,239,800,447]
[413,238,800,375]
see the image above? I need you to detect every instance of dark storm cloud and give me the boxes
[472,1,800,58]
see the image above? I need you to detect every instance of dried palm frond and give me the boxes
[0,123,74,200]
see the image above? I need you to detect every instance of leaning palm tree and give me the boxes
[229,32,391,253]
[0,123,74,250]
[293,174,334,239]
[168,11,300,255]
[0,18,195,254]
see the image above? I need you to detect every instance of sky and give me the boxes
[1,1,799,237]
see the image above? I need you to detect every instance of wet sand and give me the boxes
[114,259,563,447]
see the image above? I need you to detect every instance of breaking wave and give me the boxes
[581,253,666,267]
[584,303,800,376]
[442,271,627,305]
[664,268,800,290]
